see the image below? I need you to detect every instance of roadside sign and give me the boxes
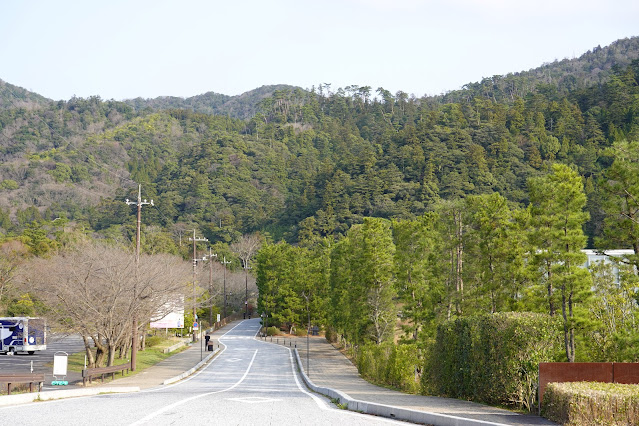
[52,351,69,386]
[193,321,199,330]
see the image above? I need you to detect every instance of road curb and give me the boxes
[162,348,219,385]
[293,349,508,426]
[0,386,140,407]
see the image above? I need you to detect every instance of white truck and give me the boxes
[0,317,47,355]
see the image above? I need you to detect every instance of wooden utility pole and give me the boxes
[189,230,208,342]
[125,184,153,371]
[221,256,231,318]
[205,247,217,326]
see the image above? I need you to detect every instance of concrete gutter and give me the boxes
[293,349,509,426]
[0,386,139,407]
[162,348,219,385]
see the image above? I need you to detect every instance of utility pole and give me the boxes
[243,259,251,319]
[221,256,231,318]
[204,247,217,326]
[125,184,153,372]
[189,230,208,343]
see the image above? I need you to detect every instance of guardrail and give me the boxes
[82,362,131,385]
[0,373,45,395]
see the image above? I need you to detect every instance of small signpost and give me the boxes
[52,351,69,386]
[193,321,199,330]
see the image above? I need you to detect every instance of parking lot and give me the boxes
[0,334,86,388]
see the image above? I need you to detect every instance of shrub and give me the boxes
[356,341,420,394]
[295,327,307,337]
[145,335,163,347]
[542,382,639,425]
[266,326,281,336]
[325,327,337,343]
[426,312,562,411]
[0,179,19,190]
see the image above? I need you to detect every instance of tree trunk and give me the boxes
[92,335,107,368]
[82,334,96,368]
[108,343,117,367]
[561,287,574,362]
[547,259,555,316]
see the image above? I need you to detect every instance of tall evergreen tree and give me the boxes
[528,163,591,362]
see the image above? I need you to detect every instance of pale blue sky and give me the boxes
[2,0,638,101]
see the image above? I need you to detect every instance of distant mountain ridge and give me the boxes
[0,79,51,110]
[2,37,639,117]
[442,36,639,103]
[122,84,301,120]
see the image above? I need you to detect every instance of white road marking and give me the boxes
[129,349,259,426]
[227,396,281,404]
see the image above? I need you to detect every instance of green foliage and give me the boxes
[48,162,72,183]
[145,335,164,347]
[527,163,591,362]
[542,382,639,426]
[6,293,37,317]
[357,342,420,394]
[427,312,562,410]
[583,260,639,362]
[0,179,18,190]
[266,326,280,336]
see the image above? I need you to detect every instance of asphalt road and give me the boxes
[0,319,404,425]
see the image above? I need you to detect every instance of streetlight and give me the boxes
[221,256,231,318]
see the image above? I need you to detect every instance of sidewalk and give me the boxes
[269,335,556,426]
[99,326,228,390]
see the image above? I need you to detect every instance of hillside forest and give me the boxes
[1,37,639,389]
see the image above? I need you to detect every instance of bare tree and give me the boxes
[231,233,262,316]
[19,241,190,367]
[230,233,262,270]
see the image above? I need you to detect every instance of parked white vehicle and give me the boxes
[0,317,47,355]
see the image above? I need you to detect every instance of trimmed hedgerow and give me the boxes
[542,382,639,425]
[356,341,421,394]
[426,312,562,410]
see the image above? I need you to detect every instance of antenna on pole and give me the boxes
[125,184,154,372]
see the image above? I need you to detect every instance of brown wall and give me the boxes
[539,362,639,406]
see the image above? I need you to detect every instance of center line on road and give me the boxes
[129,349,259,426]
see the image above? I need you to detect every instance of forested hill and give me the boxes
[0,37,639,248]
[442,36,639,103]
[123,84,300,120]
[0,79,51,110]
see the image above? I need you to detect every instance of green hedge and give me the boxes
[542,382,639,425]
[356,341,420,393]
[427,312,561,410]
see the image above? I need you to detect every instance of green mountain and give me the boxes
[0,37,638,247]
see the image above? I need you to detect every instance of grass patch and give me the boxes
[65,337,190,374]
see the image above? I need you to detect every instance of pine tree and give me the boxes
[528,163,591,362]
